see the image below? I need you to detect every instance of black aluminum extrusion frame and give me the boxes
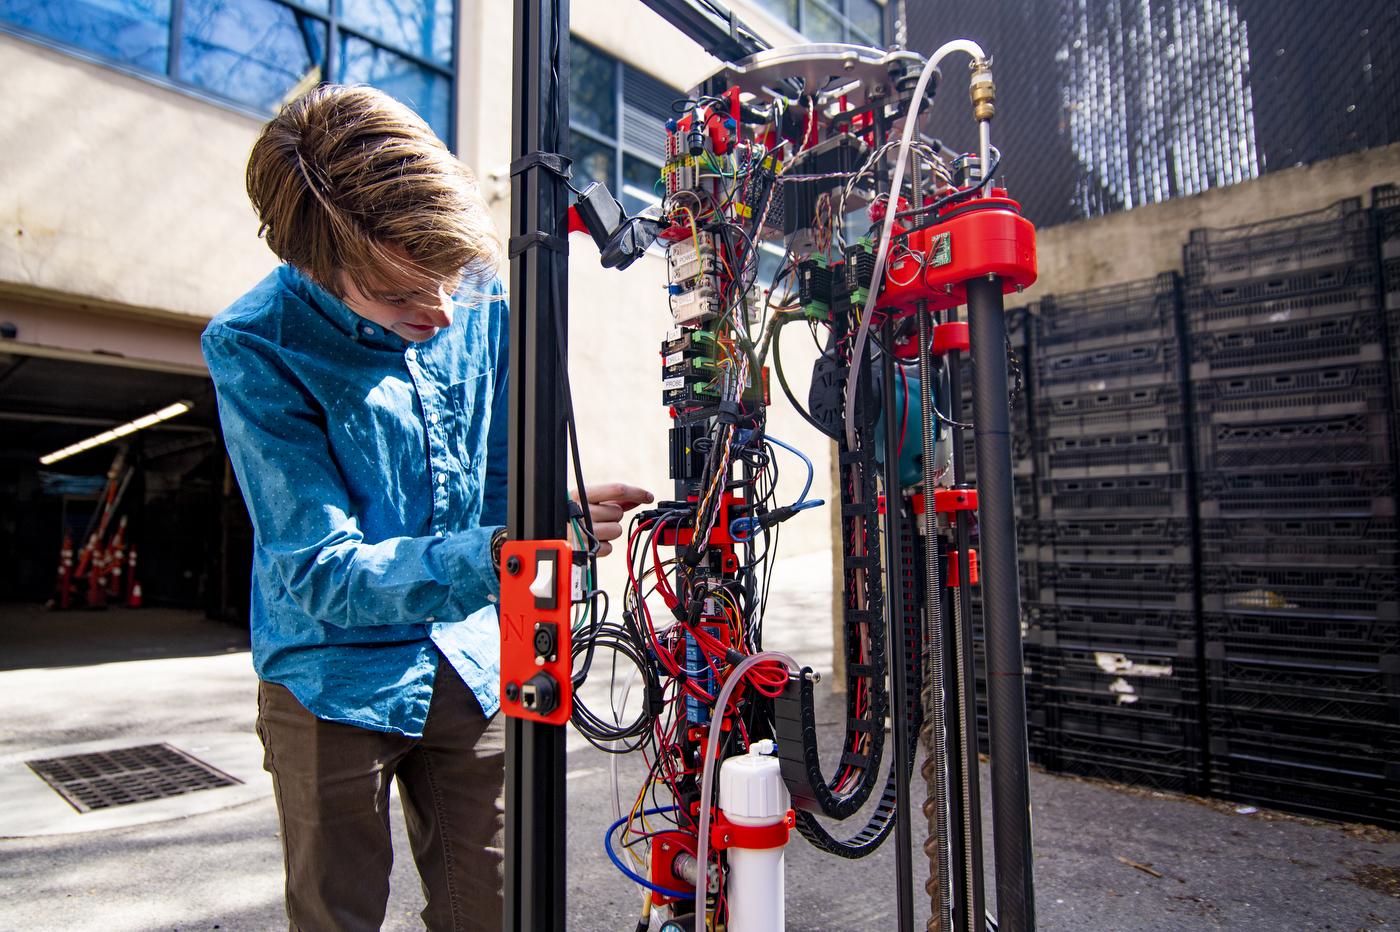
[504,0,570,930]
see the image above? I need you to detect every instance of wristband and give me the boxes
[490,527,508,576]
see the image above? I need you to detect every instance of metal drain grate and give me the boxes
[25,744,242,813]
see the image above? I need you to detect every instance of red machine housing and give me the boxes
[881,193,1038,317]
[499,539,574,726]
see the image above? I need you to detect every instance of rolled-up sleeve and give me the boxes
[203,326,500,630]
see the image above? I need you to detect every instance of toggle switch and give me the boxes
[529,549,558,610]
[529,561,553,599]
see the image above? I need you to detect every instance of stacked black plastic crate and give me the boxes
[1023,273,1203,793]
[1185,197,1400,825]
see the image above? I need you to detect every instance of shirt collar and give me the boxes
[280,265,408,352]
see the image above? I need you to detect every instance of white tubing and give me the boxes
[694,650,801,928]
[842,39,988,451]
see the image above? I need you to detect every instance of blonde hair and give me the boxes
[246,84,501,299]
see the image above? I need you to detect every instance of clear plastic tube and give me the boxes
[694,650,801,926]
[842,39,988,451]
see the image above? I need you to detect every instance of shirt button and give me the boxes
[430,412,440,424]
[486,594,498,603]
[425,615,436,622]
[405,348,416,361]
[362,325,375,335]
[438,474,447,484]
[435,531,443,537]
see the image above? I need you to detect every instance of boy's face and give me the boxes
[339,248,463,343]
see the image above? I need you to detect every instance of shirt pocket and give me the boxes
[448,371,493,480]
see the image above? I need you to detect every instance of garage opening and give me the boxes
[0,350,253,667]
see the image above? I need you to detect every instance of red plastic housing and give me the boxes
[881,194,1038,317]
[709,808,795,850]
[499,539,574,726]
[946,549,979,587]
[660,492,745,574]
[933,488,978,513]
[649,830,697,906]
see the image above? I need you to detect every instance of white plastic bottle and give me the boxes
[718,739,790,932]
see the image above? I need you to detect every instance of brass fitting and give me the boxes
[969,60,996,122]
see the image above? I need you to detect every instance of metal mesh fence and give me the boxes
[908,1,1400,229]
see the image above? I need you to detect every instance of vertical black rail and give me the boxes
[505,0,570,930]
[967,276,1036,932]
[882,320,916,932]
[947,339,986,932]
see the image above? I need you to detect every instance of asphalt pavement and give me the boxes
[3,554,1400,931]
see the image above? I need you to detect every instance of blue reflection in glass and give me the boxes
[180,0,325,111]
[339,35,450,141]
[339,0,452,66]
[622,154,661,217]
[0,0,170,72]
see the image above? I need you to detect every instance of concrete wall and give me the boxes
[0,32,273,325]
[1016,142,1400,306]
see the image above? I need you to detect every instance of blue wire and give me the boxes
[765,434,813,503]
[604,807,697,900]
[729,435,825,538]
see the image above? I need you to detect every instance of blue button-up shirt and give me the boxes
[202,265,507,735]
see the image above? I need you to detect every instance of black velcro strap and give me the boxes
[510,151,572,179]
[508,231,569,259]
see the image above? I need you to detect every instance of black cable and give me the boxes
[771,314,839,440]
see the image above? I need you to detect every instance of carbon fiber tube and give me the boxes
[882,320,917,932]
[966,275,1036,932]
[915,303,951,932]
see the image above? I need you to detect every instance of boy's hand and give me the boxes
[571,483,654,557]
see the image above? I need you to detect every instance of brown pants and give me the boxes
[256,664,504,932]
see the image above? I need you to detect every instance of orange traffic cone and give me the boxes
[87,546,108,609]
[125,547,138,604]
[54,530,74,610]
[106,516,127,600]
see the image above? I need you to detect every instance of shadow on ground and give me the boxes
[0,603,249,671]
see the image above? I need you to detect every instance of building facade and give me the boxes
[0,0,841,613]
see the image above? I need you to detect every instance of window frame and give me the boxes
[0,0,460,150]
[568,35,673,217]
[753,0,885,46]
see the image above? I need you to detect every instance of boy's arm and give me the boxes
[203,326,499,629]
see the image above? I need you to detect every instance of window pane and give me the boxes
[180,0,325,112]
[570,130,615,194]
[0,0,170,72]
[848,0,883,46]
[621,154,661,216]
[338,0,451,67]
[802,1,844,42]
[339,35,451,141]
[569,37,615,138]
[751,0,797,29]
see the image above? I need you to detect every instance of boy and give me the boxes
[203,85,648,932]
